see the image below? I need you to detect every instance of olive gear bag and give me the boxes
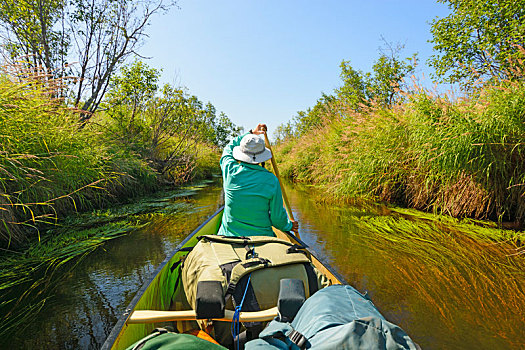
[181,235,330,321]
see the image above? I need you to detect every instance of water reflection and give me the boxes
[285,184,525,350]
[4,179,524,350]
[4,182,223,349]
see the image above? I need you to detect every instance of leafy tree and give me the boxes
[336,60,369,109]
[277,43,416,139]
[0,0,175,117]
[105,60,160,133]
[214,113,243,148]
[429,0,525,84]
[274,120,296,143]
[338,45,416,109]
[369,46,417,106]
[103,61,240,177]
[0,0,67,73]
[295,93,336,136]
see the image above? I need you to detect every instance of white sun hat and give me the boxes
[233,134,273,164]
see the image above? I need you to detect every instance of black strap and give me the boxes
[169,247,193,272]
[303,263,319,296]
[179,247,194,252]
[242,257,271,269]
[225,282,237,300]
[172,267,183,294]
[170,259,182,273]
[286,244,308,255]
[220,261,240,283]
[197,235,251,243]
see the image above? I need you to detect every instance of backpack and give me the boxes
[245,285,420,350]
[182,235,330,319]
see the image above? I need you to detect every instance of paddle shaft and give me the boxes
[263,132,299,238]
[128,307,279,324]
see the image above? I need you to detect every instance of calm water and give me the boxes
[2,182,224,349]
[284,184,525,350]
[3,181,524,349]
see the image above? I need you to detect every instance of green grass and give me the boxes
[274,79,525,228]
[0,72,221,247]
[0,75,160,246]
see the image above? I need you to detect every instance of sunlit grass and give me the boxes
[274,79,525,229]
[353,214,525,349]
[0,73,158,246]
[288,185,525,349]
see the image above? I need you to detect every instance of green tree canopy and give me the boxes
[0,0,67,72]
[429,0,525,84]
[0,0,176,116]
[104,61,240,150]
[337,47,417,109]
[276,46,416,142]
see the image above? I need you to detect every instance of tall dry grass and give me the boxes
[0,67,156,247]
[275,79,525,226]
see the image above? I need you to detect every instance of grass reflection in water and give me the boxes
[286,184,525,350]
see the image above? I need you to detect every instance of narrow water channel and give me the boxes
[3,181,524,349]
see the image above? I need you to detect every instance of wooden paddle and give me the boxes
[127,307,279,324]
[263,131,300,239]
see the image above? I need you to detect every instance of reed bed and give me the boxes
[275,79,525,229]
[0,65,221,247]
[0,73,159,247]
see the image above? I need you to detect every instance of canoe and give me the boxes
[101,207,346,350]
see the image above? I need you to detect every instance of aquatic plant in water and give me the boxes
[0,184,208,340]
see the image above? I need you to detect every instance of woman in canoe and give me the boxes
[218,123,298,237]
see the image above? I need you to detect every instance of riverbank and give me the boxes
[273,78,525,235]
[0,63,232,249]
[0,181,223,342]
[0,64,228,337]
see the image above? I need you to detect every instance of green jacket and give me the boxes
[218,133,293,236]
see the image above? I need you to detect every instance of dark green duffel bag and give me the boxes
[125,328,226,350]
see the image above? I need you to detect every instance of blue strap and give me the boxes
[231,273,252,350]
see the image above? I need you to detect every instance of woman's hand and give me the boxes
[291,220,299,233]
[252,123,267,135]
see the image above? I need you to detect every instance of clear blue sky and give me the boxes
[140,0,451,137]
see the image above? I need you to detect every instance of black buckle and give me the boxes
[288,329,307,349]
[286,244,307,255]
[226,283,237,296]
[153,327,169,334]
[245,248,259,259]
